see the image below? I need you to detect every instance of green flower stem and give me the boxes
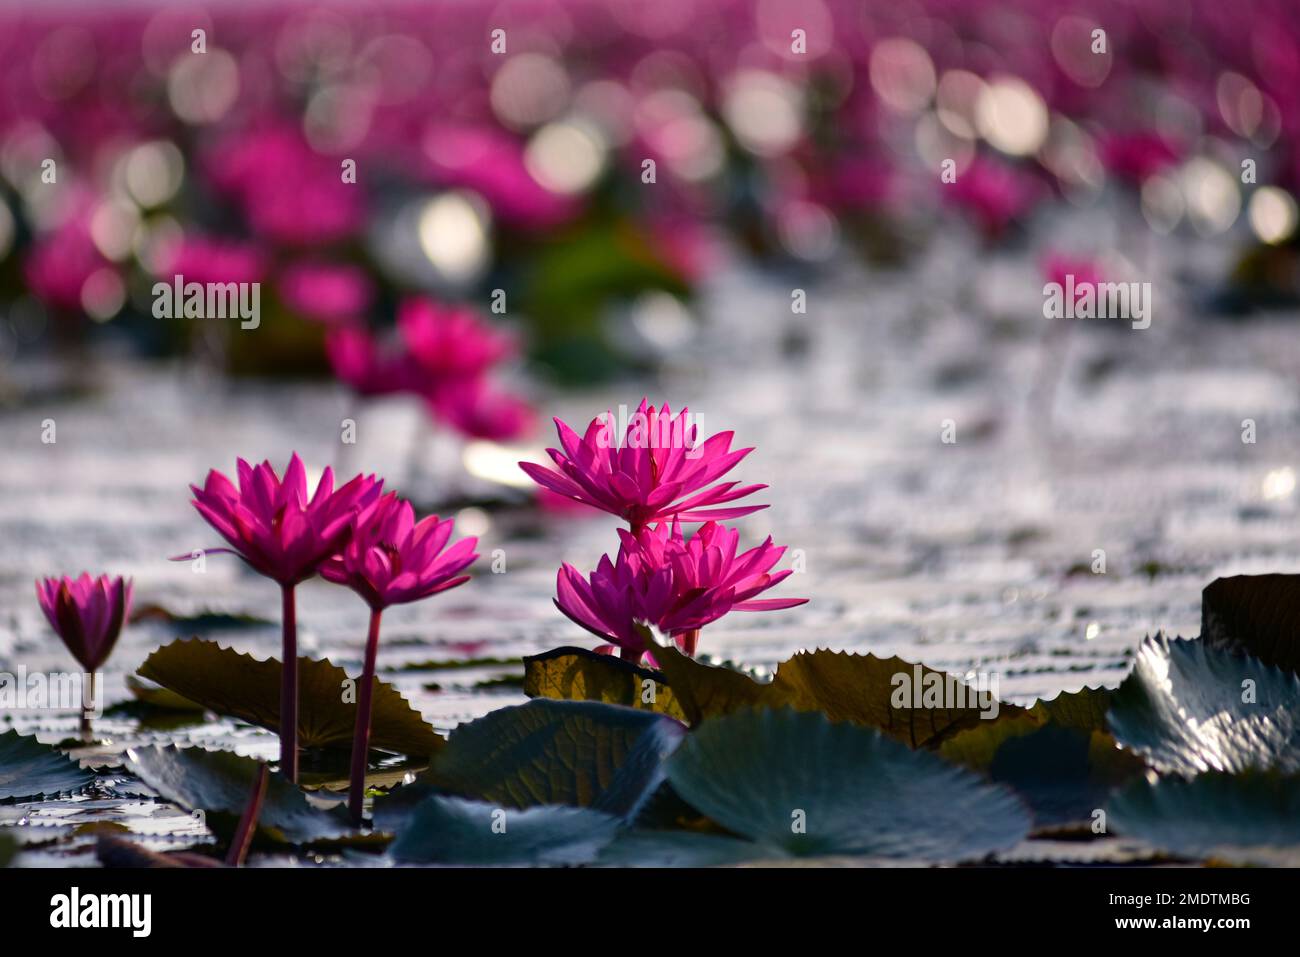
[280,584,299,783]
[348,607,384,826]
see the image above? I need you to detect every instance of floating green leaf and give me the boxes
[661,708,1029,862]
[0,730,95,801]
[599,829,771,868]
[138,638,443,756]
[128,745,353,844]
[424,699,686,820]
[772,649,1008,747]
[1201,574,1300,675]
[652,645,1004,747]
[124,675,206,712]
[1107,634,1300,775]
[390,795,620,865]
[1108,770,1300,866]
[0,829,17,867]
[523,647,686,721]
[939,686,1143,826]
[651,646,779,724]
[132,603,272,632]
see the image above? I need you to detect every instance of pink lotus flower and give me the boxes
[398,298,516,381]
[519,399,767,531]
[185,453,381,781]
[36,573,132,740]
[189,454,382,587]
[321,492,476,823]
[322,492,478,610]
[35,573,132,672]
[555,521,806,662]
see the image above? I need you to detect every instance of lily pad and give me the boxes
[128,745,353,844]
[771,649,1008,747]
[389,795,620,865]
[424,699,687,820]
[651,646,778,723]
[599,829,772,868]
[1108,770,1300,866]
[1201,574,1300,674]
[138,638,443,756]
[662,708,1029,862]
[0,730,95,801]
[1107,633,1300,775]
[124,674,206,712]
[523,647,686,721]
[131,603,272,632]
[939,686,1143,826]
[651,645,1004,747]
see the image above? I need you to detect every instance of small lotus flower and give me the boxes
[184,453,382,781]
[555,521,806,663]
[36,573,132,671]
[321,492,477,823]
[519,399,767,531]
[36,573,132,739]
[321,492,478,610]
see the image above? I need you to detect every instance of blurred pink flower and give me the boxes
[1098,132,1180,186]
[427,377,535,442]
[322,492,477,610]
[811,154,896,214]
[945,158,1043,238]
[156,235,267,286]
[205,127,365,246]
[520,399,767,530]
[22,193,110,311]
[646,216,724,284]
[23,230,107,311]
[35,573,132,671]
[1041,252,1104,307]
[325,326,421,398]
[187,453,382,586]
[278,261,375,325]
[398,297,516,380]
[422,123,578,229]
[555,521,805,662]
